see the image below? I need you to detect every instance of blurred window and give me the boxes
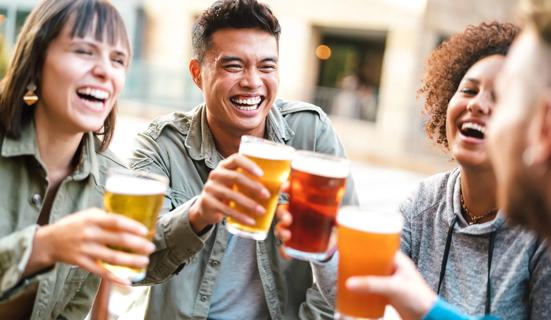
[0,8,6,36]
[15,9,30,39]
[313,29,386,122]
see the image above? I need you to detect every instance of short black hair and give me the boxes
[192,0,281,62]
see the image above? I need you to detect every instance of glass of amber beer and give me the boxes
[102,168,167,282]
[283,151,349,261]
[226,135,294,240]
[335,207,402,319]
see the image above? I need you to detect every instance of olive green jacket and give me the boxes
[0,121,125,319]
[130,99,358,320]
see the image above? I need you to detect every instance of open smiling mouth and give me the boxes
[229,96,264,111]
[76,87,110,110]
[460,122,486,140]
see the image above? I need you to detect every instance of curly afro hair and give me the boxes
[418,21,519,150]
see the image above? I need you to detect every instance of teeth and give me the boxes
[77,87,110,100]
[237,105,257,111]
[462,122,486,134]
[231,96,262,106]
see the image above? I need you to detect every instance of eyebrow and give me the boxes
[463,78,480,84]
[219,55,278,64]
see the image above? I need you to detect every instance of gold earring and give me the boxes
[23,83,38,106]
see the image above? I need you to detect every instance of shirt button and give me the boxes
[30,193,43,207]
[209,260,220,267]
[200,295,208,302]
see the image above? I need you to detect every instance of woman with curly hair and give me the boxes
[277,21,551,319]
[346,22,551,320]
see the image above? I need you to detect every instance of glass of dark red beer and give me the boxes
[283,151,349,261]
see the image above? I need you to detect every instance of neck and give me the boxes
[459,166,497,219]
[33,114,83,184]
[207,119,266,158]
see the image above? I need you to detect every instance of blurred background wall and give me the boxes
[0,0,517,174]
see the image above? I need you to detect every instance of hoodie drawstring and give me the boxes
[437,215,496,315]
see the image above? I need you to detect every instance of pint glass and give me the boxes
[102,168,168,282]
[335,207,403,319]
[226,135,294,240]
[283,151,349,261]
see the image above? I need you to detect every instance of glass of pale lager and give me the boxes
[335,207,403,319]
[102,168,168,282]
[283,151,349,261]
[226,135,294,240]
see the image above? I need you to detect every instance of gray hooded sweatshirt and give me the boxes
[313,168,551,319]
[400,168,551,319]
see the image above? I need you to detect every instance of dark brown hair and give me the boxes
[0,0,131,151]
[418,22,519,149]
[192,0,281,62]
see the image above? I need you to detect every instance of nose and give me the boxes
[467,90,494,116]
[239,68,262,89]
[91,55,114,81]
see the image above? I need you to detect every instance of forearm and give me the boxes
[0,225,51,295]
[22,225,56,278]
[422,298,475,320]
[140,198,212,284]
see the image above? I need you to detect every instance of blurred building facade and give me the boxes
[0,0,517,172]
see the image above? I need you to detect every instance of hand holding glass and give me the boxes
[336,207,403,320]
[102,168,167,282]
[226,135,294,240]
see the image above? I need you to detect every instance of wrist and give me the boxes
[23,225,56,277]
[34,226,56,266]
[418,287,438,318]
[188,203,209,235]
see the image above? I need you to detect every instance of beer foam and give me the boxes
[105,175,167,195]
[337,207,403,234]
[291,154,349,178]
[240,141,294,160]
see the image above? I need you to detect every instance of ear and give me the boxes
[189,58,202,89]
[528,89,551,166]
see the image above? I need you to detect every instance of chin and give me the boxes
[455,154,490,169]
[505,171,551,241]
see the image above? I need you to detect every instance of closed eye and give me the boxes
[259,64,277,72]
[75,48,93,55]
[224,64,243,72]
[460,87,478,95]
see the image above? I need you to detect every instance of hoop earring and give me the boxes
[23,83,38,106]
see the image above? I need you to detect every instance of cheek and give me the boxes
[113,71,127,96]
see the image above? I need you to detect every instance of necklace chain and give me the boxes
[460,191,498,225]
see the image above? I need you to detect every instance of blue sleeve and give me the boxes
[423,298,499,320]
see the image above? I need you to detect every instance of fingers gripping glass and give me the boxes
[101,168,168,282]
[226,135,294,240]
[335,207,403,320]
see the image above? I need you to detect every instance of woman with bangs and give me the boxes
[0,0,154,319]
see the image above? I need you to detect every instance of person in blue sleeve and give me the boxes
[346,0,551,319]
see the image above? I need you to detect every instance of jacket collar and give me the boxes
[184,100,295,169]
[1,120,100,182]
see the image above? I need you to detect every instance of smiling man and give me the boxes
[129,0,357,319]
[487,0,551,242]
